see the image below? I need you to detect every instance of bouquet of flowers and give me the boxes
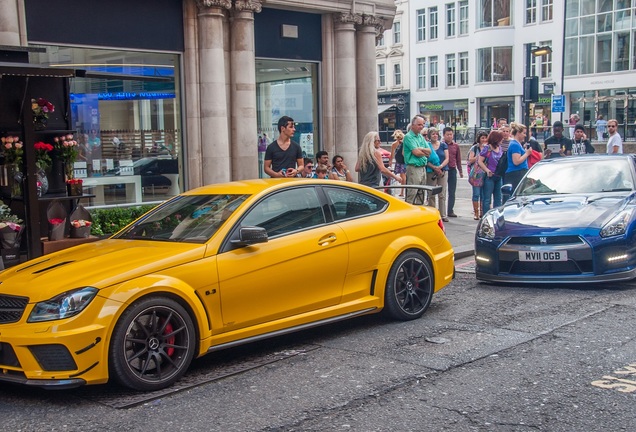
[0,204,23,248]
[54,134,79,178]
[31,98,55,120]
[34,141,54,170]
[2,136,24,165]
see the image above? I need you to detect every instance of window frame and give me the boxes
[459,51,469,86]
[429,7,439,40]
[459,1,469,35]
[446,3,456,37]
[429,56,439,89]
[526,0,537,24]
[417,57,426,90]
[541,0,553,22]
[378,64,386,88]
[393,21,401,45]
[416,9,426,42]
[446,53,457,87]
[393,63,402,86]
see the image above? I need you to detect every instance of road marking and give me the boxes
[591,362,636,393]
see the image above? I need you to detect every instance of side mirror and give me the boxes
[231,226,268,246]
[501,184,513,196]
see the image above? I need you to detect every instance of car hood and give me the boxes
[0,239,206,302]
[497,193,635,230]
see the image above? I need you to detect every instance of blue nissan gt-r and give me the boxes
[475,154,636,284]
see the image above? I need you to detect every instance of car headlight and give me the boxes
[477,214,495,239]
[28,287,98,323]
[600,209,634,238]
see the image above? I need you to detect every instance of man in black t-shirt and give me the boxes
[544,121,572,159]
[569,124,595,155]
[264,116,304,178]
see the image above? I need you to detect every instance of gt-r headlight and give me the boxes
[28,287,98,323]
[477,214,495,239]
[600,209,634,238]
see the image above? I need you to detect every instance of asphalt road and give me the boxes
[2,270,636,431]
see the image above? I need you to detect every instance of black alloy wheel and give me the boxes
[383,251,434,321]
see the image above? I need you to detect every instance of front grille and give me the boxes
[506,235,584,246]
[506,260,593,275]
[0,342,20,367]
[0,294,29,324]
[29,344,77,371]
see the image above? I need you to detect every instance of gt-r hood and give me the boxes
[0,239,206,301]
[498,193,634,230]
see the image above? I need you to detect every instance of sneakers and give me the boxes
[442,217,449,222]
[448,213,458,218]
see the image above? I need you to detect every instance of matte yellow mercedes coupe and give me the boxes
[0,179,454,391]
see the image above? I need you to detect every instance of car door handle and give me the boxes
[318,234,337,246]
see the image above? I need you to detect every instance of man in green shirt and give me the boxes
[403,115,432,203]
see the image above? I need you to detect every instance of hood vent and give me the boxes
[32,261,74,274]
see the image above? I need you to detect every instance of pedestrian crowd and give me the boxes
[263,114,626,220]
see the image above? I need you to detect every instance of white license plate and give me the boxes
[519,251,568,262]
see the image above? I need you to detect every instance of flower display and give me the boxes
[0,204,22,226]
[71,219,92,228]
[31,98,55,120]
[66,178,83,196]
[49,218,65,225]
[54,134,79,179]
[34,141,54,170]
[2,136,24,165]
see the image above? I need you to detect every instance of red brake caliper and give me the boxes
[164,322,175,357]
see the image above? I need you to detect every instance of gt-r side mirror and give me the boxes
[232,226,268,247]
[501,184,513,196]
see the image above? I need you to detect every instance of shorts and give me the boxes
[394,163,406,174]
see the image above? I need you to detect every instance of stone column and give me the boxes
[356,15,383,145]
[333,13,360,179]
[229,0,261,180]
[0,0,21,45]
[321,15,335,157]
[183,0,201,189]
[196,0,232,185]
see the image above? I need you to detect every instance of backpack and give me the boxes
[494,151,508,178]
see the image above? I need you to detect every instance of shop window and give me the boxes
[31,46,183,207]
[256,60,319,179]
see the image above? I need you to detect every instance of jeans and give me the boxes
[482,175,502,213]
[447,167,458,214]
[471,183,484,202]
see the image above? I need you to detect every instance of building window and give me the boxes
[378,64,386,87]
[477,46,512,82]
[394,63,402,86]
[479,0,511,28]
[541,0,553,22]
[446,3,456,37]
[417,58,426,90]
[526,0,537,24]
[377,33,385,47]
[446,54,456,87]
[393,22,401,45]
[417,9,426,42]
[459,52,469,86]
[429,7,438,40]
[429,56,439,89]
[459,1,469,35]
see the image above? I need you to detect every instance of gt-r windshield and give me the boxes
[517,158,635,196]
[114,194,249,243]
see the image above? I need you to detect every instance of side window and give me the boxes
[240,187,325,237]
[324,187,387,221]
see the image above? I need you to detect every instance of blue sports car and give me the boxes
[475,154,636,284]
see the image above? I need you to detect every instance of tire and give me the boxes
[383,251,434,321]
[109,297,196,391]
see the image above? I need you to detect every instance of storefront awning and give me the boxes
[378,103,395,114]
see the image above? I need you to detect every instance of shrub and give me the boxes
[89,205,156,236]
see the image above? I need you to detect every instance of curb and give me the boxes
[454,246,474,260]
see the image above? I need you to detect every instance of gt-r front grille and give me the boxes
[506,235,585,246]
[28,344,77,371]
[502,260,593,275]
[0,294,29,324]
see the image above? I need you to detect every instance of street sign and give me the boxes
[551,94,565,113]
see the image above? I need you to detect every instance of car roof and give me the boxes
[538,154,636,165]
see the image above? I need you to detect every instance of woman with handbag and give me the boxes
[467,131,488,219]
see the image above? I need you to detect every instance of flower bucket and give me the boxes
[66,179,83,196]
[69,205,92,238]
[47,201,67,241]
[0,224,23,249]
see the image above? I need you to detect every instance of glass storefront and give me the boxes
[30,46,182,207]
[479,97,514,128]
[256,59,319,178]
[418,100,468,128]
[570,88,636,140]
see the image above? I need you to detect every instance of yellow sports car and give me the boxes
[0,179,454,391]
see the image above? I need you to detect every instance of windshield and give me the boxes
[516,159,635,196]
[114,194,249,243]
